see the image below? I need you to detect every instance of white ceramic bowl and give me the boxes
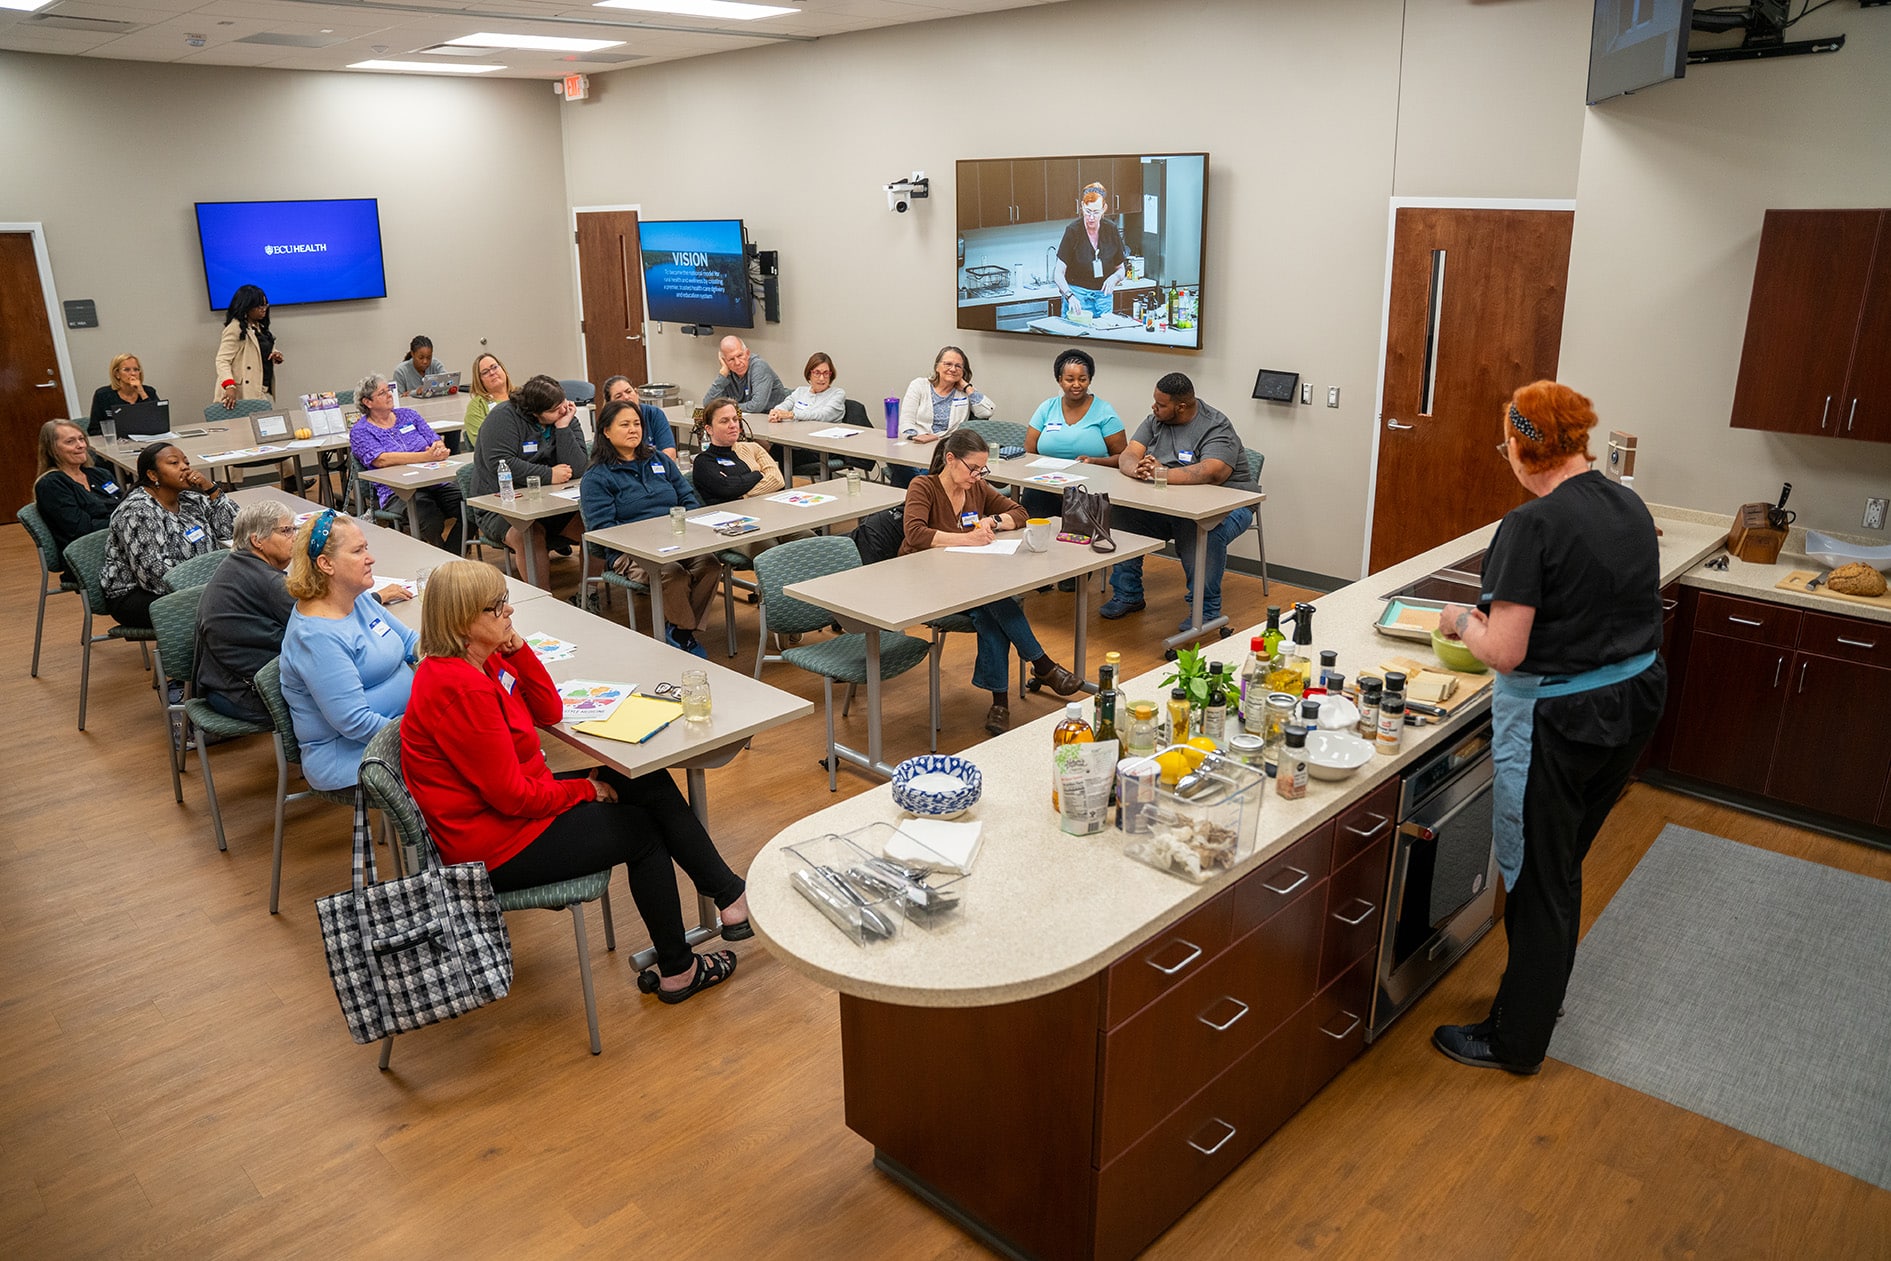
[890,755,983,819]
[1304,730,1375,781]
[1804,529,1891,571]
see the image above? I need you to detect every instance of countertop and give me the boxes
[1663,509,1891,626]
[957,277,1161,310]
[747,502,1731,1009]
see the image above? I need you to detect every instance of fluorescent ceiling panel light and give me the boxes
[348,59,506,73]
[591,0,796,20]
[0,0,58,12]
[446,32,625,52]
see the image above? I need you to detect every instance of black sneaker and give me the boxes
[1431,1023,1541,1075]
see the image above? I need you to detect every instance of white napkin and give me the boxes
[886,819,983,874]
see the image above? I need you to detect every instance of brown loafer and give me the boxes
[984,704,1011,735]
[1035,662,1085,696]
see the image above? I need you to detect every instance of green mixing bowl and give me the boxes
[1431,627,1489,674]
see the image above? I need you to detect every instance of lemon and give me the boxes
[1187,737,1219,755]
[1154,749,1193,785]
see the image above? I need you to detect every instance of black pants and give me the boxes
[1489,712,1653,1065]
[106,586,159,630]
[410,483,464,553]
[487,767,743,978]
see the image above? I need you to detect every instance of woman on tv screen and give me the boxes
[1054,183,1128,324]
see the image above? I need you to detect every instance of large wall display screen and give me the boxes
[195,199,388,308]
[637,218,754,328]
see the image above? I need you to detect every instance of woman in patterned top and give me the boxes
[348,371,462,552]
[100,443,236,629]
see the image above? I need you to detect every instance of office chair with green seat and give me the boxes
[1243,448,1268,596]
[150,584,273,852]
[164,548,230,592]
[455,462,513,573]
[357,720,617,1063]
[752,536,932,791]
[578,542,649,620]
[715,548,759,658]
[923,608,1027,752]
[254,657,361,914]
[61,529,159,731]
[349,453,414,532]
[965,418,1030,454]
[18,503,84,679]
[203,398,277,425]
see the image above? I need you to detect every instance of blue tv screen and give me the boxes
[637,219,753,328]
[195,198,388,309]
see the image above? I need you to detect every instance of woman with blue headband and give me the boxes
[279,510,418,792]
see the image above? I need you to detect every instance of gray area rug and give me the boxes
[1549,824,1891,1191]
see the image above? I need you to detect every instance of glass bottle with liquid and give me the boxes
[1239,636,1266,728]
[1093,653,1121,745]
[1124,700,1159,759]
[1052,702,1095,811]
[1261,605,1285,665]
[1264,602,1316,696]
[1165,687,1191,746]
[1203,664,1229,747]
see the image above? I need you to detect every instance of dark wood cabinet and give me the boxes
[1640,583,1690,777]
[973,158,1014,229]
[1045,158,1081,220]
[1666,629,1793,789]
[1729,208,1891,443]
[1767,651,1891,824]
[1319,836,1392,989]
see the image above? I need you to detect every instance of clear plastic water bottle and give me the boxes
[497,459,516,506]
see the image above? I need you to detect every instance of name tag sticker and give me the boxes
[959,511,980,529]
[183,525,207,543]
[521,440,540,455]
[1042,418,1065,431]
[1178,450,1195,464]
[497,668,517,694]
[369,617,391,638]
[717,458,736,467]
[651,463,665,474]
[102,480,118,494]
[398,424,416,434]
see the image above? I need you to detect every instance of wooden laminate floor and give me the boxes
[3,522,1887,1259]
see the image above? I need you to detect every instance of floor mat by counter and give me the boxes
[1548,824,1891,1190]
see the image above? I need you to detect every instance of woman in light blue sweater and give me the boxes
[279,511,418,791]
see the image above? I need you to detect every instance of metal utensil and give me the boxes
[1807,568,1829,591]
[1769,482,1796,530]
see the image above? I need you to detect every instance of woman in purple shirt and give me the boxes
[349,371,463,553]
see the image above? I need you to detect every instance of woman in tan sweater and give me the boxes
[900,429,1084,734]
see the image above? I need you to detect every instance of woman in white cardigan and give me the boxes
[892,344,996,488]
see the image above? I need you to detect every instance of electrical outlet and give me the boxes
[1300,382,1312,405]
[1866,497,1888,530]
[1326,387,1340,408]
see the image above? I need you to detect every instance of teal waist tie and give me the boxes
[1489,650,1658,891]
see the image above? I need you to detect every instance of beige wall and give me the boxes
[1559,8,1891,537]
[562,0,1592,580]
[0,51,575,422]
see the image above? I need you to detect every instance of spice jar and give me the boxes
[1260,692,1296,778]
[1277,724,1309,799]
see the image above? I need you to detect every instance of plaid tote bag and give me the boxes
[316,768,513,1045]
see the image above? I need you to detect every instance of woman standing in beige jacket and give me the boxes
[215,283,283,408]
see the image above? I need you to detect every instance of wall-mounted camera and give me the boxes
[885,171,929,214]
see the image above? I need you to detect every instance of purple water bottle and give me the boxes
[884,397,900,437]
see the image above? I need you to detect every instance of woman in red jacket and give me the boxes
[401,561,749,1004]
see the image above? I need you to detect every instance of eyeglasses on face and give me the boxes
[954,454,989,477]
[483,598,513,618]
[1495,440,1510,459]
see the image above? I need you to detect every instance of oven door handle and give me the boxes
[1401,769,1495,842]
[1399,821,1436,842]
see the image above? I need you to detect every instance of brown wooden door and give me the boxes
[1666,631,1791,790]
[1766,654,1891,823]
[1839,214,1891,442]
[0,233,72,524]
[1368,207,1573,572]
[1729,209,1880,437]
[573,210,648,389]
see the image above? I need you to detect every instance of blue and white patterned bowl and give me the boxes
[890,755,983,819]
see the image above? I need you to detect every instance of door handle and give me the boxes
[625,334,641,341]
[1836,637,1877,649]
[1343,812,1389,839]
[1773,656,1784,689]
[1187,1119,1237,1157]
[1144,938,1202,976]
[1847,398,1858,432]
[1798,660,1809,694]
[1820,395,1831,429]
[1386,419,1414,431]
[1198,997,1249,1032]
[36,380,59,388]
[1260,867,1309,896]
[1399,821,1436,842]
[1727,615,1764,627]
[1333,899,1376,926]
[1320,1011,1361,1041]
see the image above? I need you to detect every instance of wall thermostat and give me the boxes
[1251,369,1299,403]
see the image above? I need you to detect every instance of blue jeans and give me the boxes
[1019,487,1063,518]
[889,463,924,489]
[1107,505,1254,619]
[968,598,1044,692]
[1066,286,1112,320]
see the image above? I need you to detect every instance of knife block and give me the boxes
[1727,502,1787,564]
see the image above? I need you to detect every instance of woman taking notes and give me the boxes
[100,443,235,629]
[400,561,748,1004]
[279,510,417,793]
[901,429,1083,735]
[349,371,463,553]
[581,399,718,657]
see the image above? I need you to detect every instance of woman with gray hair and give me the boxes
[347,371,462,552]
[196,498,297,722]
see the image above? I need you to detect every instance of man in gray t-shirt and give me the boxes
[1099,373,1257,632]
[702,336,789,414]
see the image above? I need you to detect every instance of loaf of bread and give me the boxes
[1826,562,1887,597]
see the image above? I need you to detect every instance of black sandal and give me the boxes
[720,917,754,942]
[638,950,738,1005]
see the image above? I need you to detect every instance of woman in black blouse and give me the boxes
[33,419,126,575]
[87,353,161,437]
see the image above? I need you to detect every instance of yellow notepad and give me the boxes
[573,695,684,745]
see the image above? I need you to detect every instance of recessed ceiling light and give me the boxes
[446,32,625,52]
[348,59,507,74]
[0,0,57,12]
[591,0,796,19]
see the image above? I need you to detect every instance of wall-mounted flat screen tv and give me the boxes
[956,153,1208,351]
[637,218,754,329]
[195,198,387,309]
[1587,0,1695,104]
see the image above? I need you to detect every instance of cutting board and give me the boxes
[1775,570,1891,611]
[1374,654,1495,715]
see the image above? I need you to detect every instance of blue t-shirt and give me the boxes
[280,592,419,791]
[1028,395,1125,459]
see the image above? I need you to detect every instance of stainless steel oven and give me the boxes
[1368,717,1499,1040]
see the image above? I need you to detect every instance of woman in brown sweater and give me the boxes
[901,428,1084,734]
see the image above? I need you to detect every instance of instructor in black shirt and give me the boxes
[1430,380,1667,1076]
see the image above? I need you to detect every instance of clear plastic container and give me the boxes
[1124,746,1267,883]
[783,823,968,945]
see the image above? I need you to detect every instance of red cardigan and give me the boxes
[401,645,595,871]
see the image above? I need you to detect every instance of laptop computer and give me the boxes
[410,371,460,398]
[109,396,172,437]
